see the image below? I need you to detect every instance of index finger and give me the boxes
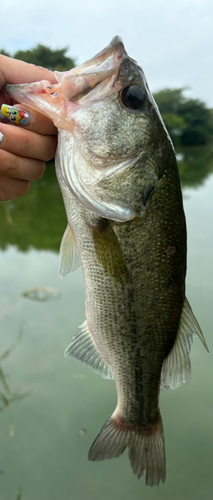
[0,55,58,108]
[0,54,57,88]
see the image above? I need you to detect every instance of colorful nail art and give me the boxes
[0,105,30,126]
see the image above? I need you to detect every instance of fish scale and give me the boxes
[5,35,208,486]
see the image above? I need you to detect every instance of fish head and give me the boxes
[5,37,174,221]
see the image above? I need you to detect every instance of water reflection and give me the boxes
[0,146,212,253]
[0,162,66,252]
[0,327,29,438]
[16,487,22,500]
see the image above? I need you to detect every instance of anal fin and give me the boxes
[64,321,114,380]
[161,297,209,390]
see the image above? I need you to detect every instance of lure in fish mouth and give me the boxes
[5,36,209,486]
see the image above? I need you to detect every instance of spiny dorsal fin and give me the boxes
[64,321,114,380]
[59,224,81,277]
[161,297,209,391]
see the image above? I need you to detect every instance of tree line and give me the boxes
[153,88,213,147]
[1,44,213,147]
[0,44,75,71]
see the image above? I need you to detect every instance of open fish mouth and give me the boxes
[58,36,126,101]
[4,36,127,128]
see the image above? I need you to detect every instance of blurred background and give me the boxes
[0,1,213,499]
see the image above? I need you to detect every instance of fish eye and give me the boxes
[121,85,146,111]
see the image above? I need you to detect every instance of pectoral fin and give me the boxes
[90,219,128,282]
[59,224,81,277]
[161,297,209,390]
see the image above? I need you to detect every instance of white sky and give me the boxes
[1,0,213,107]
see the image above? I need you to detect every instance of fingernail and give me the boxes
[0,104,30,126]
[0,131,3,143]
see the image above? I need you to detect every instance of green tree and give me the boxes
[177,144,213,187]
[0,48,10,56]
[178,98,213,146]
[154,88,186,115]
[0,44,75,71]
[160,113,186,140]
[154,88,213,147]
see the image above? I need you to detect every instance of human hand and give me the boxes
[0,55,58,201]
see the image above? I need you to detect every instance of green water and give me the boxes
[0,147,213,500]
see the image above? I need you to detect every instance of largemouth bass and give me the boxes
[5,36,208,486]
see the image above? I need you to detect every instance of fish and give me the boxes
[5,36,208,486]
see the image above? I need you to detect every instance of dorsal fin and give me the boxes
[59,224,81,277]
[161,297,209,390]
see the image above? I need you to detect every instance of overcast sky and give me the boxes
[1,0,213,107]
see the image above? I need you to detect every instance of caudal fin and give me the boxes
[88,414,166,486]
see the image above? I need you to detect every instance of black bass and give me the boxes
[5,36,208,486]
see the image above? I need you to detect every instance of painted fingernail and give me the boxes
[0,105,30,126]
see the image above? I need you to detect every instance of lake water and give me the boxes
[0,149,213,500]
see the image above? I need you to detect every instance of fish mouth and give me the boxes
[4,36,126,130]
[59,36,126,102]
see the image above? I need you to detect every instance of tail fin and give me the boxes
[88,414,166,486]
